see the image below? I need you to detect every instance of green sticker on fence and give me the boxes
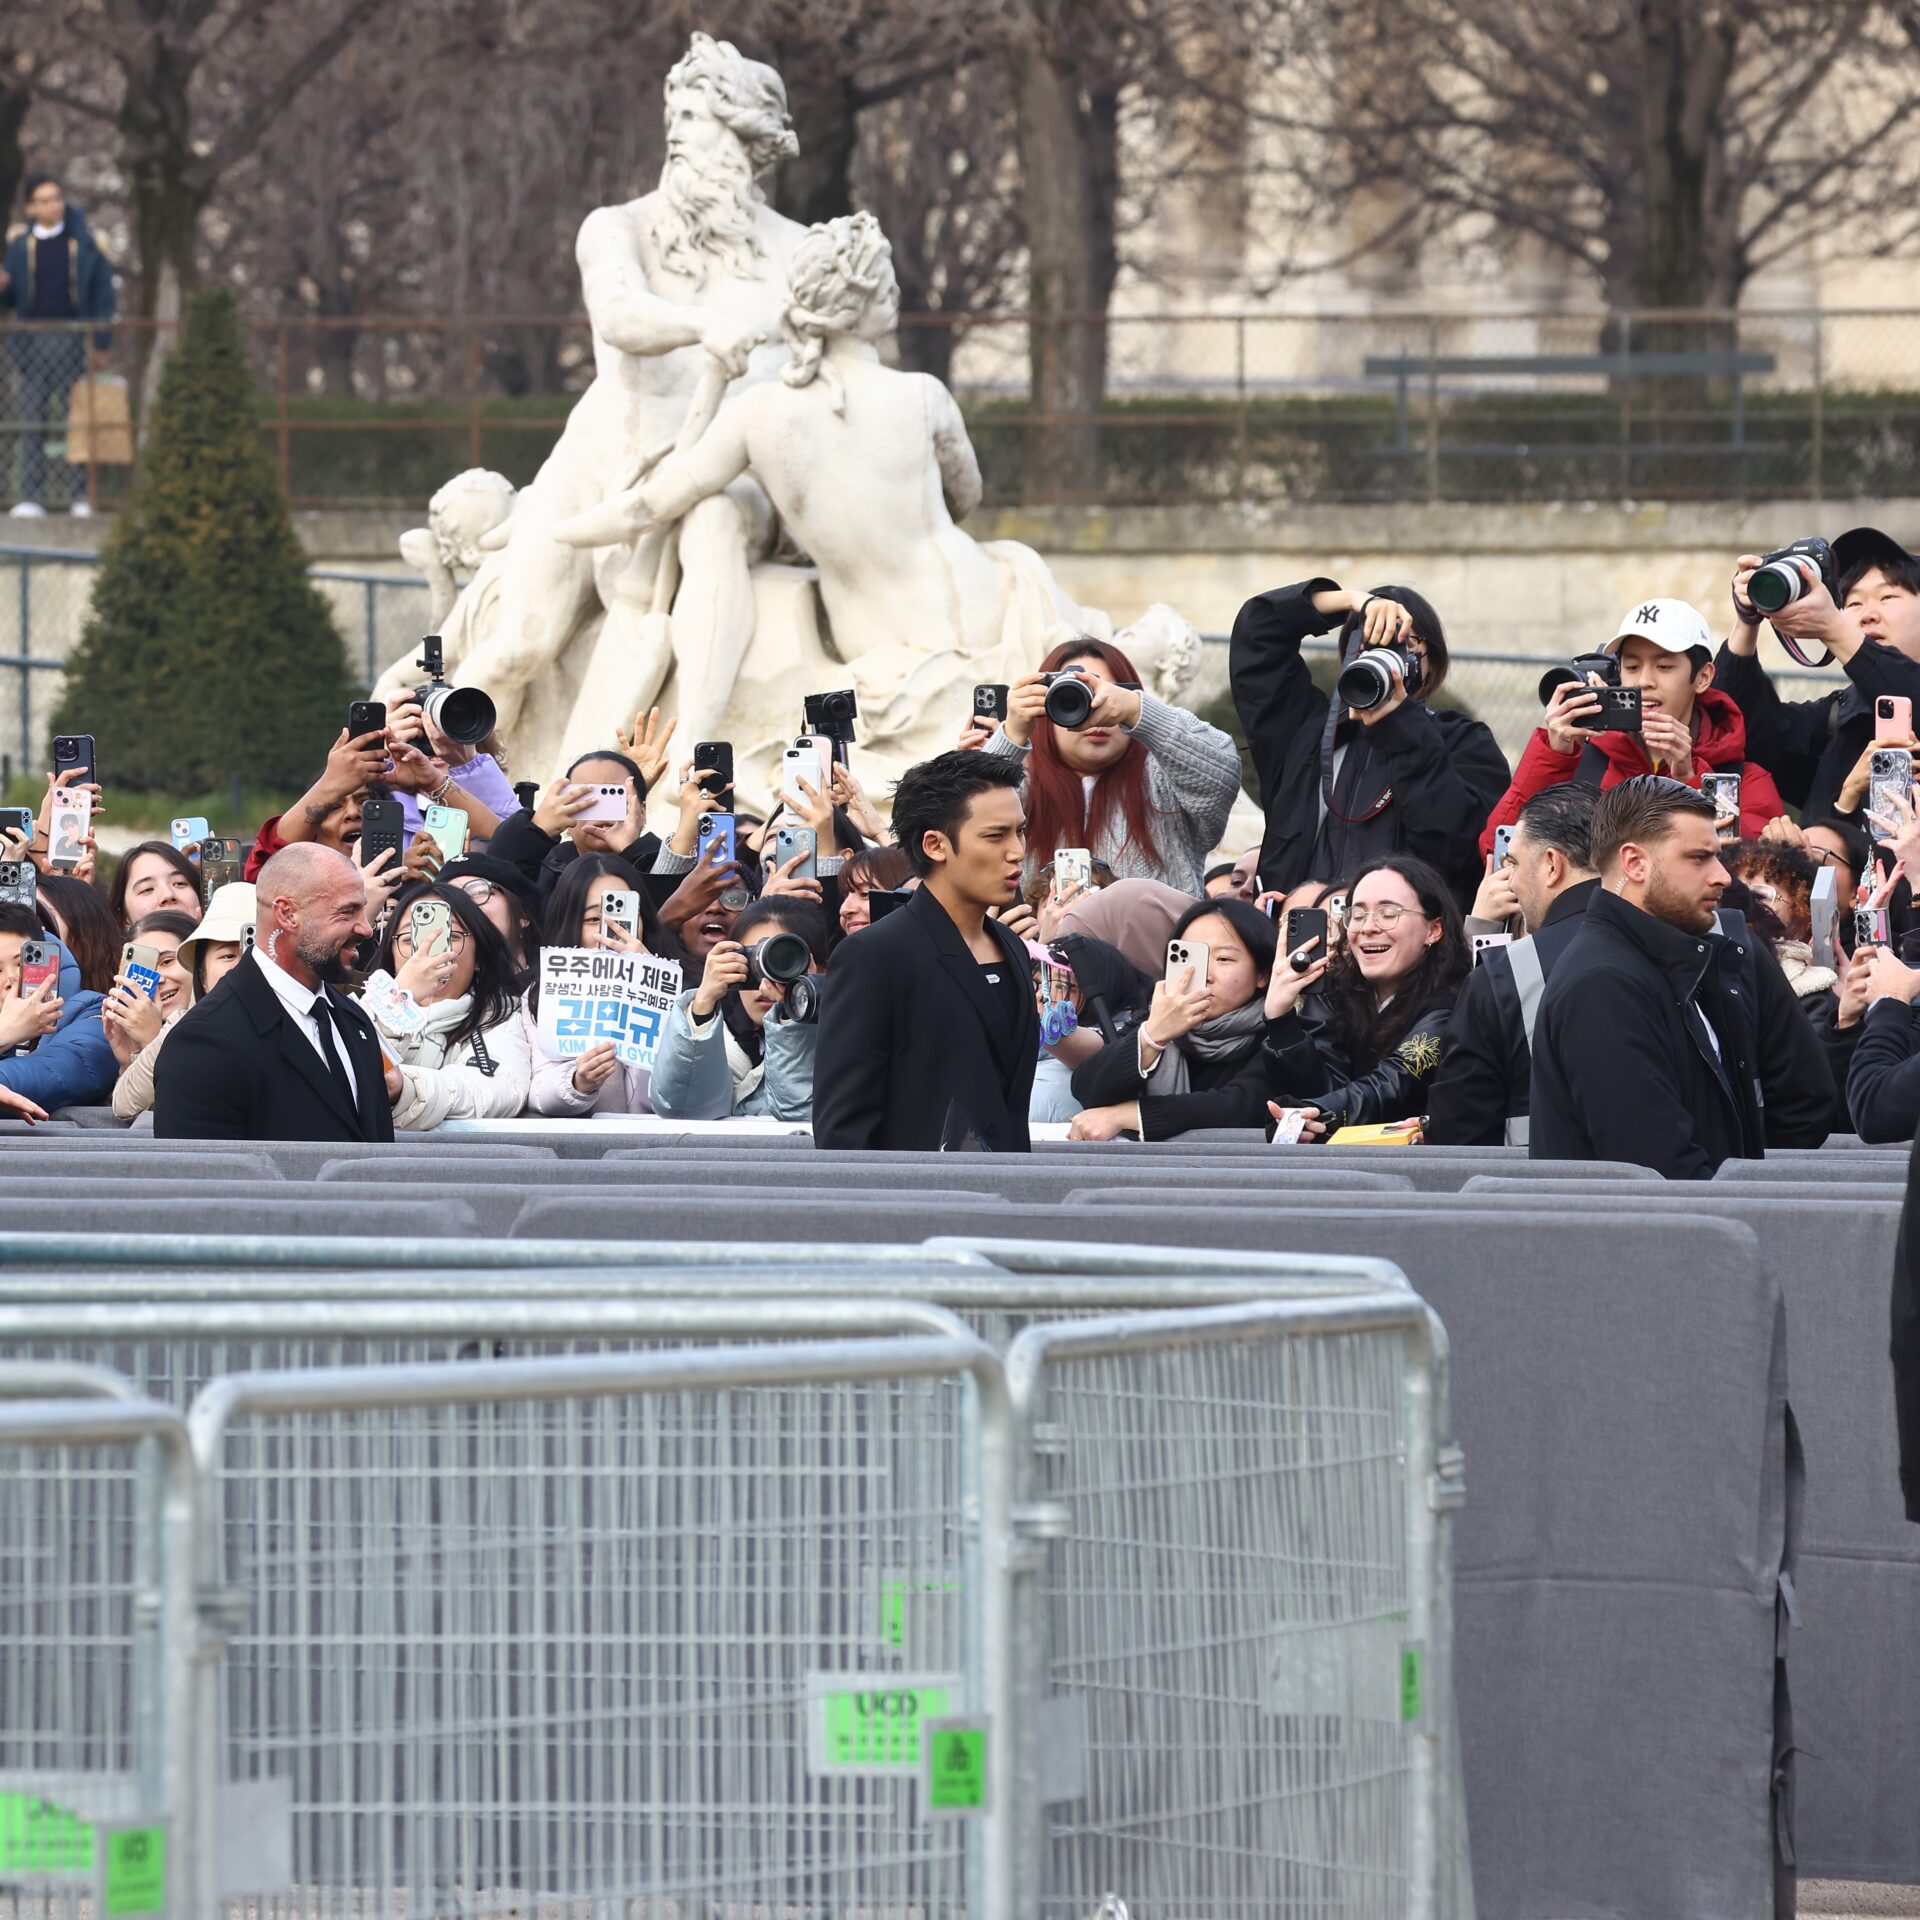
[1400,1644,1424,1725]
[809,1675,954,1774]
[925,1723,989,1813]
[0,1792,95,1873]
[102,1826,166,1916]
[881,1578,958,1647]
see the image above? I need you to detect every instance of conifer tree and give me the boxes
[53,286,349,790]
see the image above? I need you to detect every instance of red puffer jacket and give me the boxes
[1479,686,1784,857]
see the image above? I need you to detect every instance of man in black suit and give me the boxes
[814,752,1037,1151]
[154,843,395,1141]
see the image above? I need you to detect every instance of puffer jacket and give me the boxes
[649,987,815,1122]
[1479,686,1784,857]
[523,1000,654,1116]
[356,984,530,1130]
[0,934,115,1109]
[1261,994,1453,1132]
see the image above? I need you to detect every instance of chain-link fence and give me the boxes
[8,308,1920,512]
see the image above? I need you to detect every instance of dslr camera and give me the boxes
[411,635,496,748]
[742,928,818,1024]
[803,688,859,748]
[1537,650,1641,732]
[1039,669,1096,729]
[1746,537,1836,616]
[1336,646,1424,713]
[1537,651,1620,703]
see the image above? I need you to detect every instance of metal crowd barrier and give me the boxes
[0,1267,1466,1919]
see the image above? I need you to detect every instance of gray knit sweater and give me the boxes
[984,691,1245,896]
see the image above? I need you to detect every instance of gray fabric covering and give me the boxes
[0,1195,481,1236]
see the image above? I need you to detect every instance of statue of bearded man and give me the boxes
[445,34,808,747]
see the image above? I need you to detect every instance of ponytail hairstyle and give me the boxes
[1022,637,1164,873]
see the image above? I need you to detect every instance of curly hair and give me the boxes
[664,34,798,175]
[1314,855,1468,1066]
[780,212,893,412]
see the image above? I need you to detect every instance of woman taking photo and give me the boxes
[975,636,1244,897]
[1067,898,1277,1140]
[358,880,530,1129]
[1262,855,1468,1137]
[1230,578,1509,910]
[651,899,827,1123]
[525,853,678,1117]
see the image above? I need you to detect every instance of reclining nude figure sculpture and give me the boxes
[553,211,1198,783]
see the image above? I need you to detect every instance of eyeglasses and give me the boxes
[453,879,499,905]
[1344,902,1425,930]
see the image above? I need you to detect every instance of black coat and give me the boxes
[1890,1134,1920,1519]
[1712,635,1920,822]
[488,808,672,909]
[1229,578,1511,908]
[1845,999,1920,1144]
[153,953,394,1142]
[1069,1023,1270,1140]
[1261,995,1453,1131]
[1424,879,1601,1146]
[1529,889,1834,1178]
[812,884,1038,1152]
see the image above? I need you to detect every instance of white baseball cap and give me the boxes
[1604,598,1713,657]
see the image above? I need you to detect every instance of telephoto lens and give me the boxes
[1747,560,1813,616]
[1042,672,1096,729]
[417,681,497,746]
[1336,646,1422,713]
[741,930,813,990]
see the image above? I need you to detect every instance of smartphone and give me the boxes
[359,795,405,866]
[1054,847,1093,895]
[693,742,735,803]
[601,891,640,941]
[1869,747,1914,835]
[697,812,737,868]
[1702,771,1741,832]
[239,921,256,954]
[1165,937,1211,993]
[120,941,163,999]
[406,898,455,961]
[0,863,33,908]
[51,734,94,786]
[45,789,91,872]
[780,746,816,805]
[772,824,818,880]
[347,700,387,741]
[868,887,912,922]
[794,734,834,785]
[18,939,57,997]
[1572,686,1642,733]
[1283,907,1329,971]
[579,783,629,825]
[973,684,1010,725]
[1856,903,1892,951]
[198,836,243,903]
[422,802,469,863]
[1878,695,1914,744]
[1472,932,1513,966]
[0,807,33,845]
[170,814,210,854]
[1492,825,1514,867]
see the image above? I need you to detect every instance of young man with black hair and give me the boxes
[1480,598,1785,855]
[1426,784,1603,1146]
[0,174,115,516]
[1529,776,1834,1177]
[813,750,1037,1151]
[1717,527,1920,826]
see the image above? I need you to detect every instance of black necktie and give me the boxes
[310,993,359,1123]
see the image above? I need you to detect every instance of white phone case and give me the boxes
[1165,938,1211,992]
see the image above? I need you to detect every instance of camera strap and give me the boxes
[1318,628,1394,827]
[1773,633,1836,669]
[468,1029,498,1078]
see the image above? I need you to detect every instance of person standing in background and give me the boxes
[0,174,116,517]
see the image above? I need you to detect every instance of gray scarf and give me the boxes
[1145,998,1269,1098]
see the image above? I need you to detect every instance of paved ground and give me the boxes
[1805,1883,1920,1917]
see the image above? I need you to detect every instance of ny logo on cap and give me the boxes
[1635,603,1660,624]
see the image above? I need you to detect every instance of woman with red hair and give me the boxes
[973,637,1243,896]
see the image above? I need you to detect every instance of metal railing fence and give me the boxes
[0,1252,1466,1917]
[9,306,1920,510]
[0,541,1854,781]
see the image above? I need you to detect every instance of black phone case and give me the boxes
[1284,910,1329,956]
[360,800,404,861]
[695,745,734,799]
[348,703,386,738]
[52,736,94,782]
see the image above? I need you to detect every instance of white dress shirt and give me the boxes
[249,944,359,1105]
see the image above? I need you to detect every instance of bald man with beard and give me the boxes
[154,845,393,1141]
[451,33,810,742]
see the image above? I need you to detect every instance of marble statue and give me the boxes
[385,34,1217,837]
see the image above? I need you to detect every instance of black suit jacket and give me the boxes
[813,884,1038,1151]
[153,952,395,1142]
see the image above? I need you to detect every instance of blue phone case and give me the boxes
[700,813,737,866]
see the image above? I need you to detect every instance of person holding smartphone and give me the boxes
[523,853,681,1117]
[0,901,117,1109]
[1066,898,1277,1140]
[1261,856,1468,1137]
[355,881,530,1129]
